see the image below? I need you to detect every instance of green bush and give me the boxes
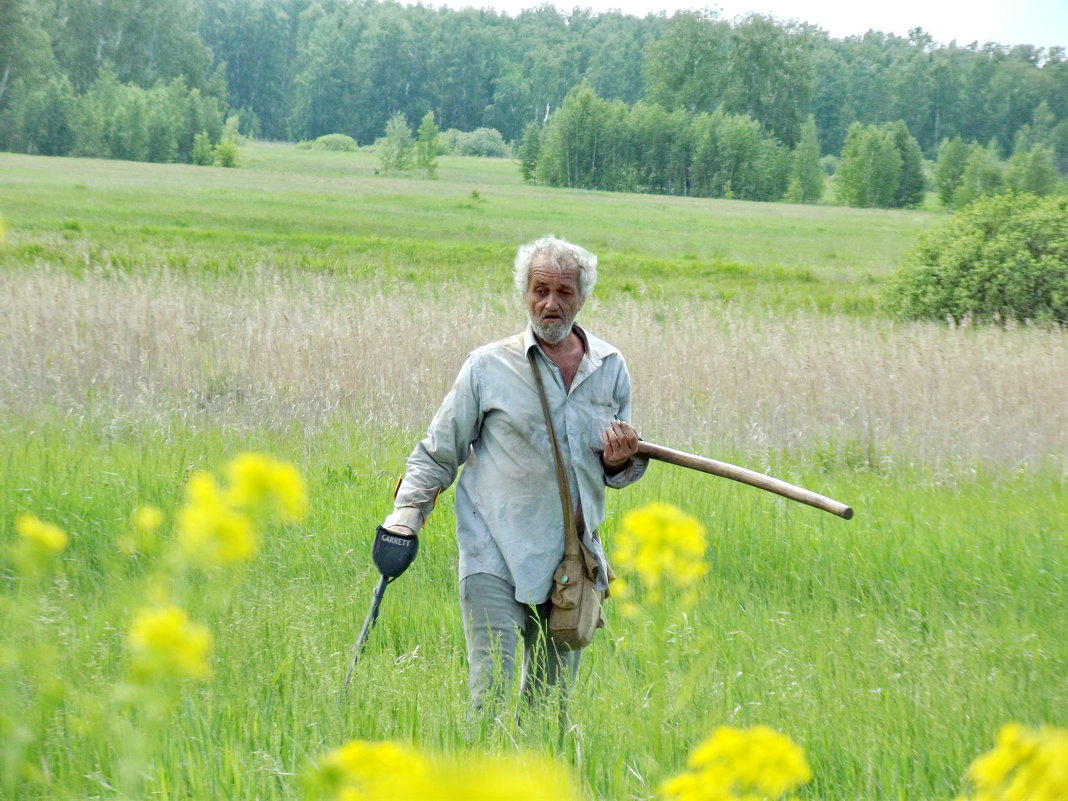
[307,133,359,151]
[885,192,1068,324]
[440,127,511,158]
[191,132,215,165]
[213,138,240,168]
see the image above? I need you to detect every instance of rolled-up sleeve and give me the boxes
[603,355,648,489]
[605,456,648,489]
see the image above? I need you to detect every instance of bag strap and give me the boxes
[527,347,581,558]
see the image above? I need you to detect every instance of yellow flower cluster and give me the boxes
[10,513,69,575]
[960,723,1068,801]
[660,725,812,801]
[134,505,164,533]
[307,740,431,801]
[177,453,307,566]
[177,472,258,565]
[118,505,165,555]
[126,605,213,683]
[612,502,709,602]
[305,739,584,801]
[226,452,308,522]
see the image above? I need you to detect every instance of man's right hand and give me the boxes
[372,525,419,578]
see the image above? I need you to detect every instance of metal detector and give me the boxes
[339,527,418,701]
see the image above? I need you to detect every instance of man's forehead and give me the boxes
[528,254,579,284]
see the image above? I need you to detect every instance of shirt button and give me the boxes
[568,428,575,434]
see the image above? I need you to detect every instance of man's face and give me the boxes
[524,255,584,345]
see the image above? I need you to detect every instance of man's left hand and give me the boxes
[602,419,639,471]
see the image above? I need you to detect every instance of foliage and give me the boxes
[191,131,215,165]
[786,115,823,203]
[1006,144,1060,196]
[5,1,1068,199]
[935,136,970,208]
[532,86,790,201]
[0,70,226,164]
[643,10,730,113]
[49,0,213,93]
[953,142,1005,208]
[516,122,541,182]
[377,111,414,174]
[213,137,240,168]
[722,14,813,148]
[888,119,926,208]
[835,119,926,208]
[885,192,1068,323]
[835,122,901,208]
[415,111,440,178]
[299,133,360,152]
[439,127,511,158]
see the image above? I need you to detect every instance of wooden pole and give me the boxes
[635,441,854,520]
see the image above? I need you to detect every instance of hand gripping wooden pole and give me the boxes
[635,441,854,520]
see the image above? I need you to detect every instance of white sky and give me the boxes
[425,0,1068,50]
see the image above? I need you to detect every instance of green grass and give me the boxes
[1,145,1064,800]
[2,418,1065,800]
[0,143,940,313]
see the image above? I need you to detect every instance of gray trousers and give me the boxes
[459,572,581,712]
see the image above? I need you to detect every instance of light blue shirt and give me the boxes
[385,323,647,604]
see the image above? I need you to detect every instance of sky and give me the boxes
[421,0,1068,50]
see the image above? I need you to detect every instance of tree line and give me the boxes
[1,0,1067,203]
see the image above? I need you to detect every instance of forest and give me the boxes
[2,0,1067,205]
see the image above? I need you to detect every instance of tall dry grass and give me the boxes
[1,266,1064,471]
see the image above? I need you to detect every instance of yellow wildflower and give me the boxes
[660,725,811,801]
[305,742,585,801]
[659,771,734,801]
[226,452,308,522]
[306,739,432,800]
[612,502,709,600]
[134,505,164,533]
[176,471,257,566]
[127,605,212,683]
[611,577,641,618]
[11,513,68,574]
[435,752,585,801]
[962,722,1068,801]
[119,505,165,555]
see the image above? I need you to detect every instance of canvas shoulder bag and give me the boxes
[527,347,605,651]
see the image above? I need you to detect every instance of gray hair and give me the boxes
[513,235,598,298]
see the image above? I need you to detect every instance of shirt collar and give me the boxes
[522,322,617,369]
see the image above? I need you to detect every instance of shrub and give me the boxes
[191,132,215,165]
[885,192,1068,324]
[440,127,511,158]
[377,112,414,173]
[416,111,440,178]
[307,133,359,151]
[213,138,240,168]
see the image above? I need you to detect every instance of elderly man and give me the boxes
[377,235,646,710]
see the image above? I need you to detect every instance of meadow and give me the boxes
[1,144,1065,800]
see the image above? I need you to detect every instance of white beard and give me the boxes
[531,315,572,344]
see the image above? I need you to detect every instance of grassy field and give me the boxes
[1,144,1066,801]
[0,144,937,312]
